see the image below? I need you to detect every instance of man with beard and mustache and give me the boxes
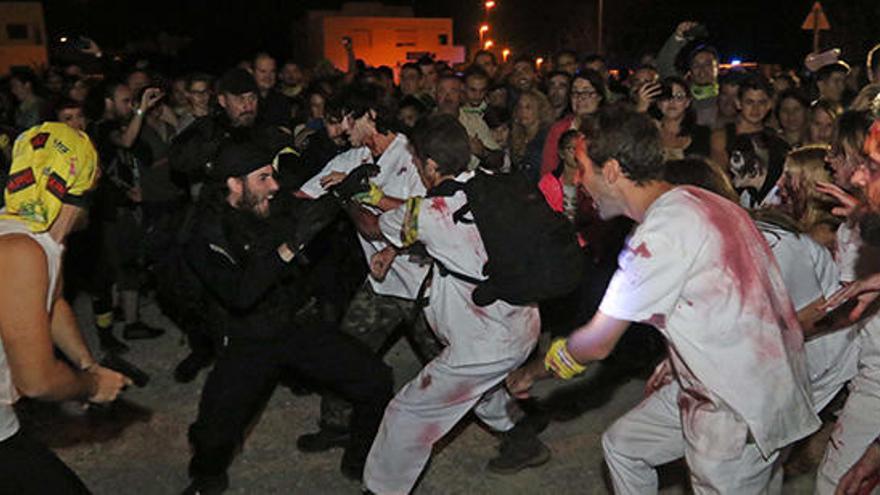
[817,115,880,494]
[168,68,293,383]
[181,138,392,494]
[507,106,819,494]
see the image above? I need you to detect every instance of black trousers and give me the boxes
[0,429,91,494]
[187,325,393,479]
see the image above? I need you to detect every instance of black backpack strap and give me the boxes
[452,204,474,224]
[435,258,483,286]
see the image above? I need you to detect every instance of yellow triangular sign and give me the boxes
[802,1,831,31]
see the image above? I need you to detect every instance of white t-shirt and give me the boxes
[299,134,430,300]
[378,173,540,366]
[759,222,860,411]
[599,186,819,457]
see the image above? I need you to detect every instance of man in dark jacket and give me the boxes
[168,68,292,382]
[182,138,392,494]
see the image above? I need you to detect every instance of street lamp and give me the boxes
[485,0,496,10]
[484,40,494,50]
[536,57,544,69]
[479,23,489,43]
[502,48,510,62]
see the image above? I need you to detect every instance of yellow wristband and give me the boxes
[354,182,385,206]
[544,338,587,379]
[401,197,422,247]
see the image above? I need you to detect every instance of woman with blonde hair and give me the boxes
[775,144,839,248]
[511,89,555,182]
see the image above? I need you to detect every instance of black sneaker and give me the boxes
[123,321,165,340]
[486,427,551,475]
[296,428,350,453]
[98,329,130,355]
[174,353,213,383]
[181,473,228,495]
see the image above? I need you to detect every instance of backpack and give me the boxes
[439,170,584,307]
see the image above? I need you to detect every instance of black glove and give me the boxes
[289,195,341,253]
[329,163,380,201]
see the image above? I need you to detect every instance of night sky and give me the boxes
[39,0,880,71]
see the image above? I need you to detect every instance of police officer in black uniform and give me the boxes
[182,138,392,494]
[168,68,292,382]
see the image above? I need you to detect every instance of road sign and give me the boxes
[802,2,830,31]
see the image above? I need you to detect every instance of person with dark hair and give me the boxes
[508,105,819,494]
[294,83,443,462]
[278,61,306,99]
[628,64,661,113]
[776,89,810,147]
[710,75,790,207]
[177,72,213,131]
[363,114,549,494]
[510,56,539,94]
[540,69,606,176]
[538,129,585,221]
[181,138,392,493]
[395,94,426,131]
[554,50,579,76]
[656,21,720,127]
[654,76,711,160]
[417,55,439,100]
[716,71,744,129]
[55,98,88,132]
[9,68,49,131]
[88,81,166,352]
[435,74,463,117]
[167,68,294,381]
[473,49,499,80]
[582,54,611,93]
[812,116,880,494]
[459,68,502,168]
[545,70,572,120]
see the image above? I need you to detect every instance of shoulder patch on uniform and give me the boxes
[46,172,68,200]
[30,132,50,150]
[6,168,36,193]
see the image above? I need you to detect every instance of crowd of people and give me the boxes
[1,19,880,495]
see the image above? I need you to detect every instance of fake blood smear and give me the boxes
[629,241,652,259]
[683,187,800,360]
[430,197,448,214]
[420,374,432,390]
[418,422,443,447]
[446,382,473,405]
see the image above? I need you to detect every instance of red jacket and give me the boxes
[540,115,576,178]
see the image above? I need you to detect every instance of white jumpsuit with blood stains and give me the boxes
[599,187,820,494]
[363,172,540,495]
[815,223,880,495]
[759,223,859,412]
